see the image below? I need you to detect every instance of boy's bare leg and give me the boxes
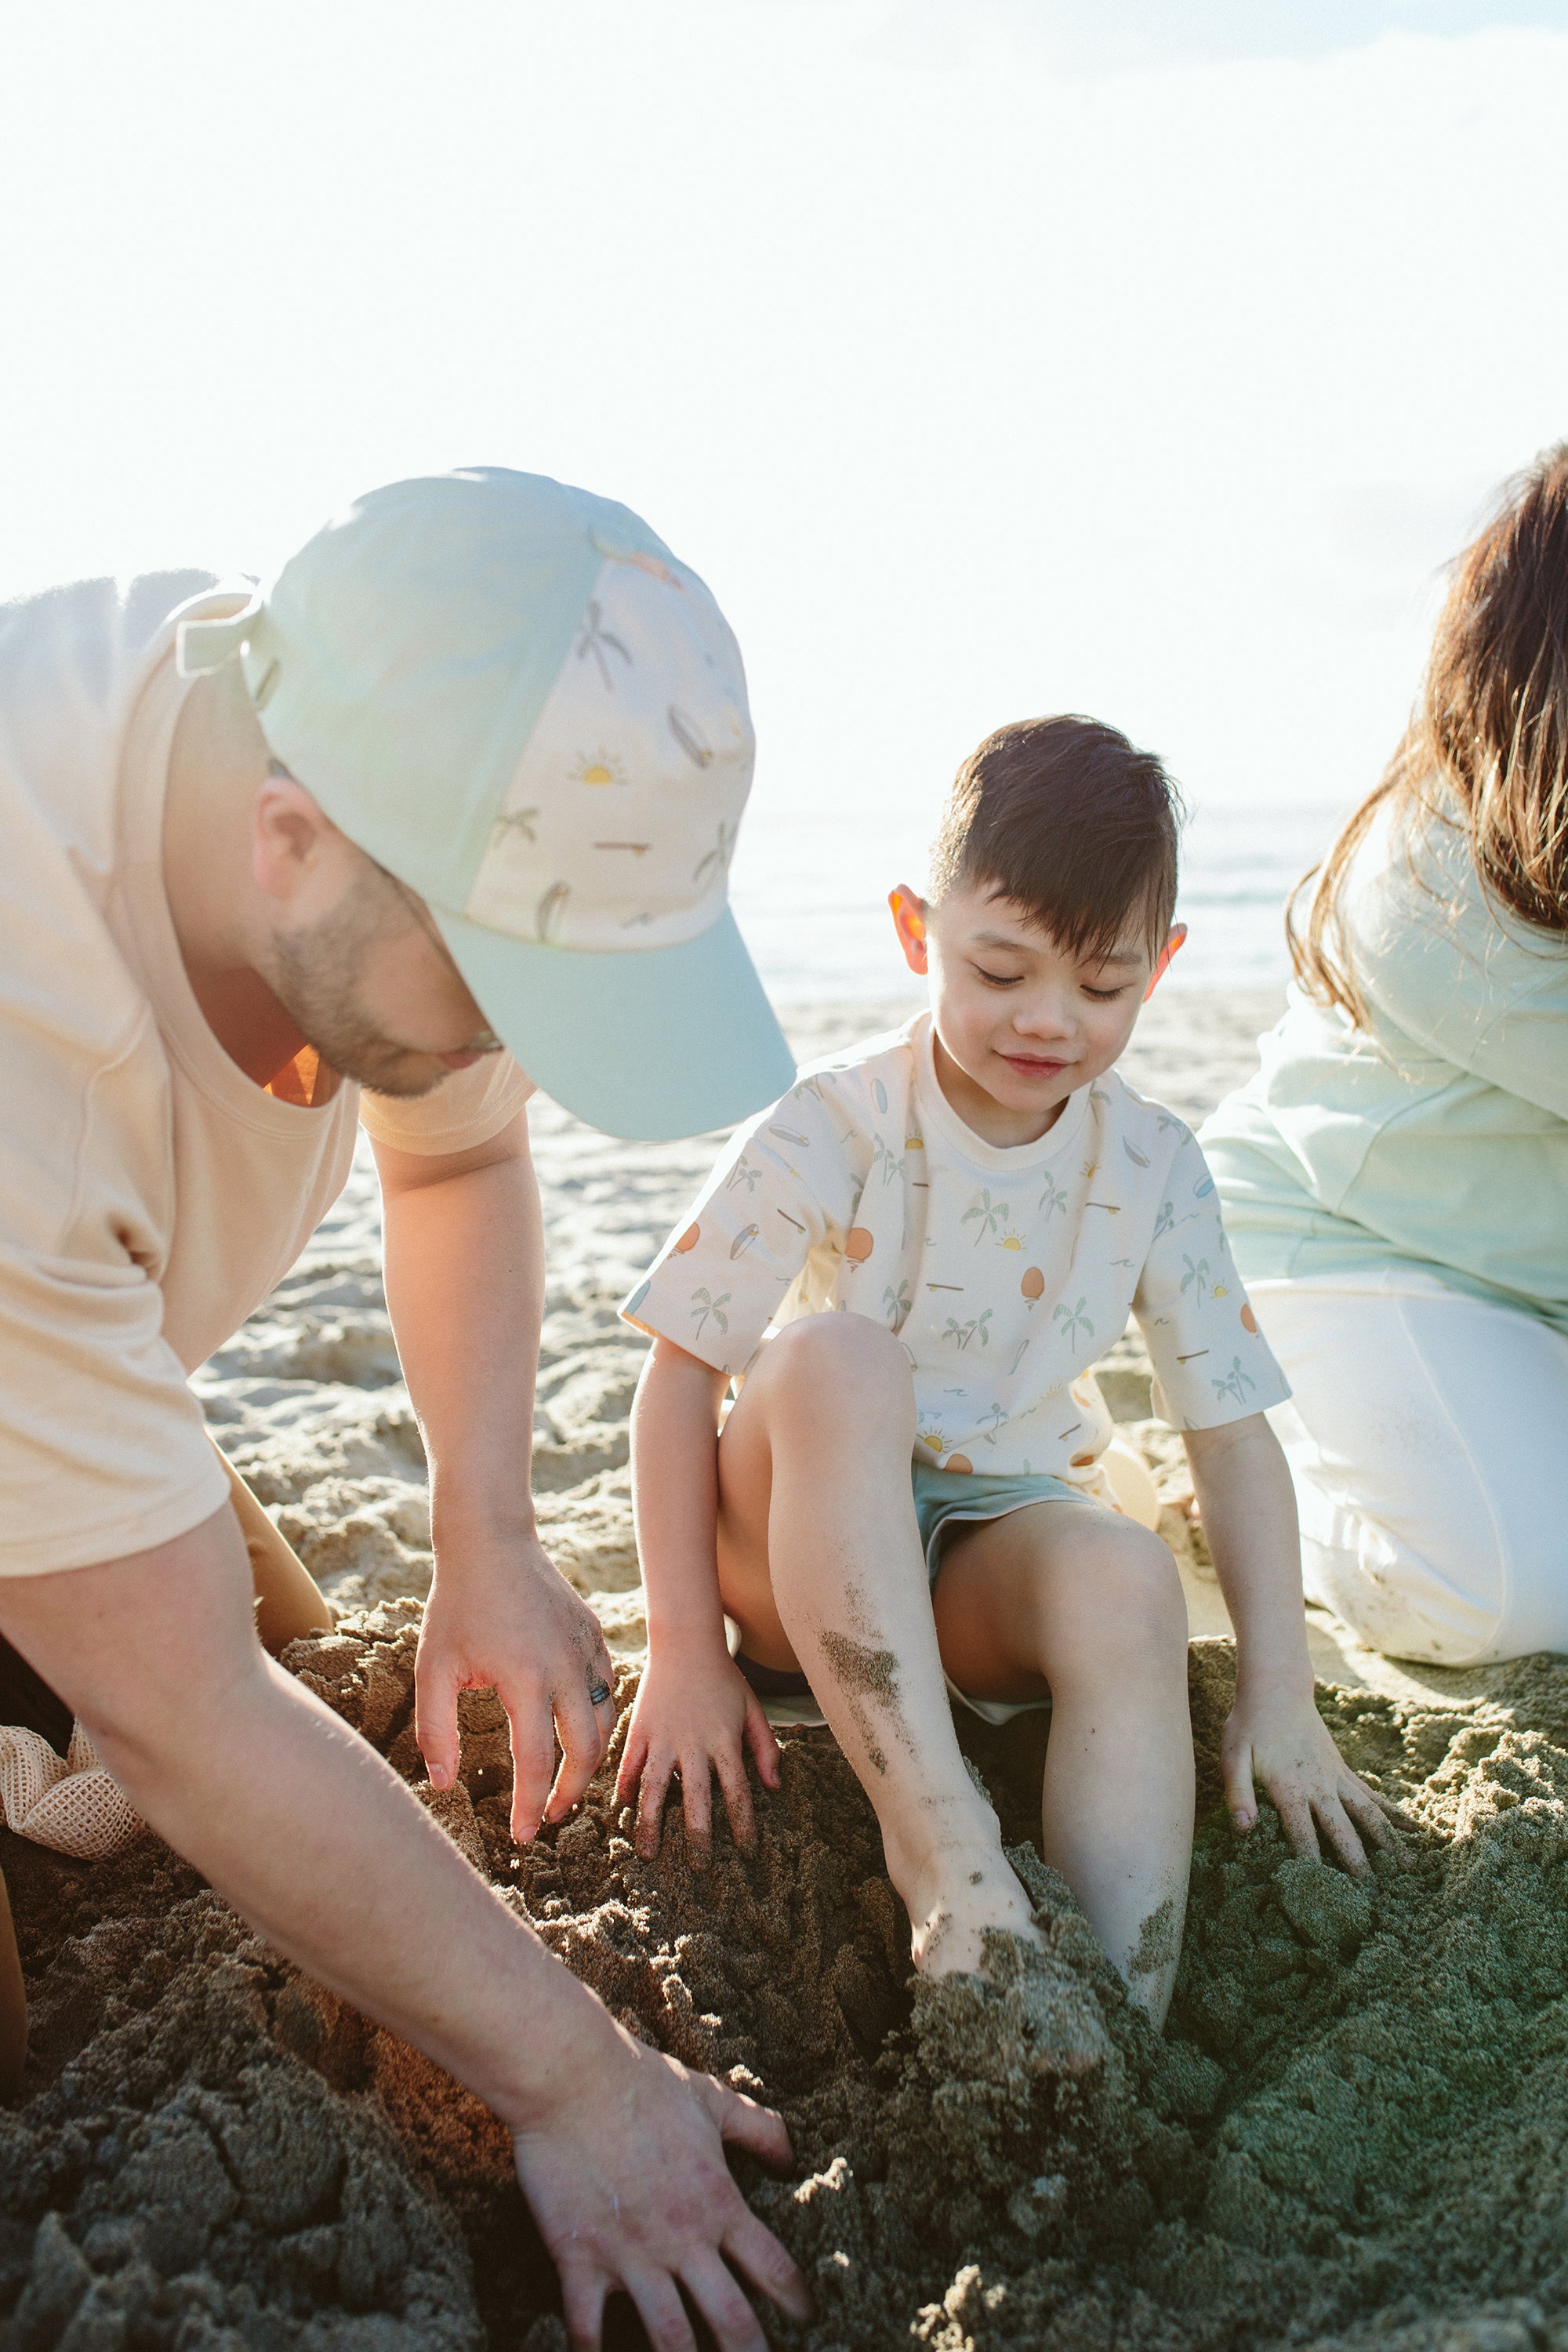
[931,1501,1194,2024]
[716,1316,1044,1980]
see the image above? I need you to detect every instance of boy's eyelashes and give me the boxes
[969,960,1132,1003]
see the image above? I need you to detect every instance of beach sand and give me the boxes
[5,991,1567,2350]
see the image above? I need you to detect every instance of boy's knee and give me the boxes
[758,1312,915,1432]
[1060,1519,1188,1666]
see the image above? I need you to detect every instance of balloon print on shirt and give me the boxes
[1240,1301,1259,1334]
[674,1224,701,1253]
[1021,1267,1046,1307]
[844,1228,874,1265]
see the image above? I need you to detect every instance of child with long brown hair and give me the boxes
[1202,443,1568,1665]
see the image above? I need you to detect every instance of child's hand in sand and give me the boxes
[616,1638,780,1867]
[513,2029,811,2352]
[1222,1677,1404,1873]
[416,1526,619,1842]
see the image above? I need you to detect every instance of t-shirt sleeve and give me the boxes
[1132,1132,1291,1430]
[620,1083,860,1377]
[358,1053,535,1156]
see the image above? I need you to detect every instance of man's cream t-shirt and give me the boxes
[0,573,532,1578]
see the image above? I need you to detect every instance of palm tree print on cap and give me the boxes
[576,601,632,690]
[693,820,737,886]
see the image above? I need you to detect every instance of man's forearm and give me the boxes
[378,1121,544,1541]
[0,1512,622,2133]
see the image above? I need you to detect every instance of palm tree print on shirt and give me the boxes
[576,602,632,690]
[691,1288,731,1337]
[1053,1298,1094,1345]
[725,1158,763,1194]
[1181,1254,1211,1303]
[962,1190,1005,1245]
[942,1308,993,1352]
[1153,1200,1175,1240]
[870,1134,905,1187]
[1211,1356,1257,1406]
[979,1402,1009,1447]
[1038,1171,1069,1219]
[883,1279,912,1325]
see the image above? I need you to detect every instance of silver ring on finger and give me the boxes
[588,1678,612,1708]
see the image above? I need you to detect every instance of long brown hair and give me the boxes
[1290,442,1568,1025]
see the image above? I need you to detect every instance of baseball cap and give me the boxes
[176,468,795,1141]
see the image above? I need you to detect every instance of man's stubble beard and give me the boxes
[269,880,447,1101]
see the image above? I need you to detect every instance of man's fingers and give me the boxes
[506,1715,558,1844]
[680,1751,714,1871]
[712,1742,757,1853]
[560,2264,608,2352]
[545,1685,608,1824]
[679,2251,769,2352]
[742,1700,782,1792]
[412,1652,462,1794]
[713,2082,793,2169]
[636,1751,676,1860]
[623,2267,698,2352]
[720,2205,815,2323]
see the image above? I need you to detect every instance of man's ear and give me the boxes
[1143,922,1188,1001]
[252,765,340,908]
[889,886,929,977]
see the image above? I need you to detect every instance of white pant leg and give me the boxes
[1248,1271,1568,1666]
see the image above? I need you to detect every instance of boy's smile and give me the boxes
[890,883,1174,1149]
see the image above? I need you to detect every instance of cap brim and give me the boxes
[431,903,797,1142]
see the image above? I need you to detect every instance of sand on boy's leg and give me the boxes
[712,1311,1059,1992]
[931,1495,1196,2024]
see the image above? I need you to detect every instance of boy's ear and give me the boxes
[888,886,928,976]
[1143,923,1187,1001]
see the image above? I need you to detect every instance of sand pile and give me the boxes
[7,1610,1568,2351]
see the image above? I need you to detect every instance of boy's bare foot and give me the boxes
[906,1846,1046,1980]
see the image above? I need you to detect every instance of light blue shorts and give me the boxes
[913,1461,1081,1587]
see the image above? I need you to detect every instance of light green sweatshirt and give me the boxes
[1200,786,1568,1337]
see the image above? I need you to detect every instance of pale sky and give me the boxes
[2,0,1565,906]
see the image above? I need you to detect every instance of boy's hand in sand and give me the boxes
[416,1526,619,1842]
[514,2032,810,2352]
[1222,1678,1403,1874]
[616,1638,780,1867]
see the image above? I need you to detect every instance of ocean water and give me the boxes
[728,797,1350,1004]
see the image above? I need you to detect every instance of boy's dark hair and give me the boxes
[928,715,1184,962]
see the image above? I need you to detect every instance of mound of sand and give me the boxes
[6,1607,1568,2351]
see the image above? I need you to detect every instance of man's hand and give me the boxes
[514,2032,811,2352]
[1222,1676,1406,1873]
[615,1637,780,1867]
[416,1527,618,1842]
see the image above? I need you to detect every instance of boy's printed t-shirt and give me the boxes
[0,574,532,1578]
[622,1013,1288,1479]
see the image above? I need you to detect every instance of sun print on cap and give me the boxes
[572,748,629,788]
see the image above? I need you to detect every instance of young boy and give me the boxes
[616,717,1394,2024]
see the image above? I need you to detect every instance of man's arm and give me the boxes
[372,1112,616,1840]
[0,1517,808,2352]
